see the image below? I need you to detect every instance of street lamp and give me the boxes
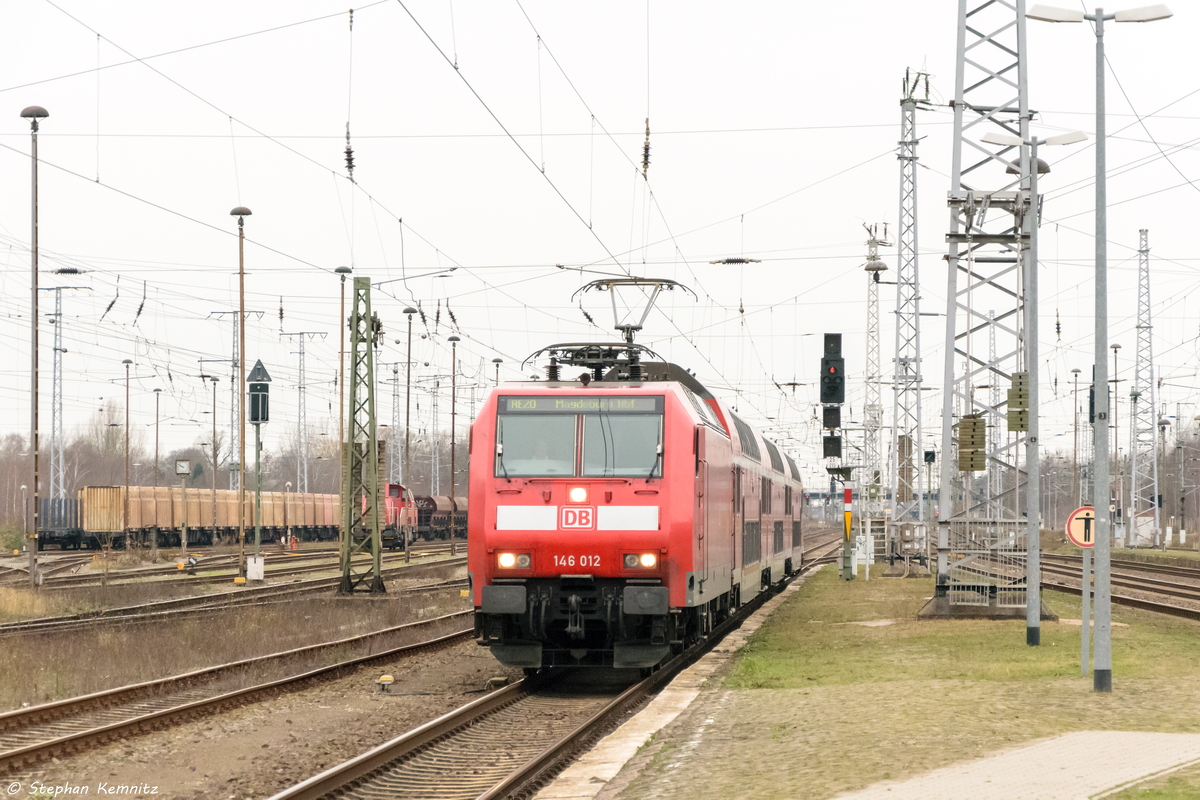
[123,359,133,546]
[285,481,292,549]
[1028,0,1173,693]
[448,335,460,556]
[982,128,1085,648]
[206,375,220,537]
[20,485,28,546]
[493,358,502,386]
[22,104,48,587]
[335,266,353,550]
[230,206,252,575]
[1111,342,1123,535]
[403,306,417,563]
[1080,371,1089,506]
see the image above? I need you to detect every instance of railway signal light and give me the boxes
[823,405,841,429]
[820,333,845,405]
[823,435,842,458]
[820,357,845,404]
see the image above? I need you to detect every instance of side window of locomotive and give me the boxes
[582,414,662,477]
[495,414,577,477]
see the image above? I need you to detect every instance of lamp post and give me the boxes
[448,335,460,556]
[1080,367,1089,503]
[1159,417,1171,549]
[981,128,1085,647]
[1112,342,1122,536]
[123,359,132,547]
[22,105,48,586]
[230,206,252,576]
[151,388,162,559]
[20,484,28,550]
[207,376,220,539]
[403,306,417,563]
[1028,1,1173,693]
[493,358,502,386]
[285,481,292,549]
[338,267,350,537]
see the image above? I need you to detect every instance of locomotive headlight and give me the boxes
[498,553,516,568]
[624,553,658,569]
[568,486,589,504]
[498,552,530,569]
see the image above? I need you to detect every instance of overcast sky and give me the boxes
[0,1,1196,489]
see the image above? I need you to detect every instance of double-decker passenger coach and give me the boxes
[469,342,804,671]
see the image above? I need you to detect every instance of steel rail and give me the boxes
[269,549,836,800]
[0,612,474,774]
[0,556,467,637]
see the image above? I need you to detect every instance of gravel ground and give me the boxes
[5,638,522,799]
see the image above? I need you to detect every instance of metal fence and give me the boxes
[945,519,1026,607]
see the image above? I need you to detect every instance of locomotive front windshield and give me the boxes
[495,395,663,478]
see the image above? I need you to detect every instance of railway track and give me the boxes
[0,611,475,775]
[956,553,1200,622]
[0,556,468,638]
[37,541,463,591]
[268,540,843,800]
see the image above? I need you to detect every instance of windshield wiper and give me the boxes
[646,444,662,482]
[496,443,511,482]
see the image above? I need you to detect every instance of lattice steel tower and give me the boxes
[938,0,1031,522]
[282,331,325,493]
[46,286,85,498]
[1129,228,1159,544]
[863,225,890,523]
[339,277,385,594]
[934,0,1034,614]
[892,70,930,529]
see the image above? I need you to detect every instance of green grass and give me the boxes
[1110,764,1200,799]
[728,564,1200,689]
[652,563,1200,798]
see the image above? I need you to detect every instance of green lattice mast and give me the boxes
[339,277,385,594]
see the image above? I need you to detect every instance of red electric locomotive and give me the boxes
[469,342,804,670]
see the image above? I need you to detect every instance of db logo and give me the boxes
[560,507,596,529]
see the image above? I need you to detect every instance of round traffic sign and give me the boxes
[1066,506,1096,549]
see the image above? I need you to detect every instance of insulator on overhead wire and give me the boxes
[641,118,651,178]
[447,302,458,328]
[582,308,595,325]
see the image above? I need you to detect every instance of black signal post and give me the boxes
[248,359,271,572]
[820,333,853,580]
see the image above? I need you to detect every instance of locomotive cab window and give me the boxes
[582,414,662,477]
[495,414,576,477]
[495,395,664,478]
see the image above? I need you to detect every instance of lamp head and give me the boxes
[335,266,352,275]
[403,306,417,315]
[20,106,49,120]
[230,206,252,217]
[448,335,460,343]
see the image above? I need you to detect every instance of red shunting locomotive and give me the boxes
[469,346,804,670]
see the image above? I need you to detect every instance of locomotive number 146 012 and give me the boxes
[553,554,601,568]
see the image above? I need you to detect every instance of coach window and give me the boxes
[582,413,662,478]
[495,414,576,477]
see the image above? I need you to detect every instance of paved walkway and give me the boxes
[833,730,1200,799]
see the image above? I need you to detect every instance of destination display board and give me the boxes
[499,396,662,414]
